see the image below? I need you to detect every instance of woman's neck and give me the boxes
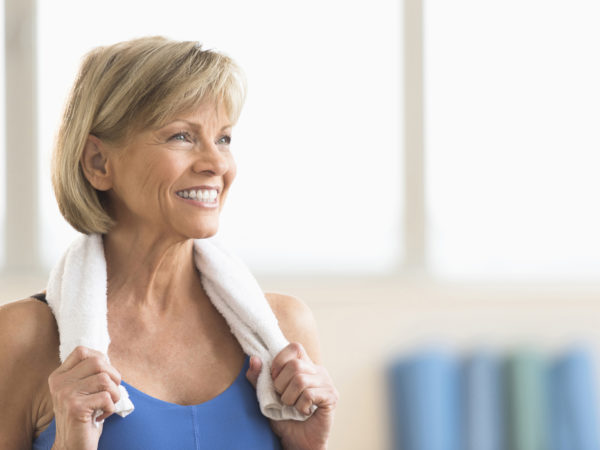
[103,228,202,313]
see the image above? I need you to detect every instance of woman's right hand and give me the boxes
[48,346,121,450]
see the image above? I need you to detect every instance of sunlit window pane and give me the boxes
[425,1,600,280]
[38,0,402,274]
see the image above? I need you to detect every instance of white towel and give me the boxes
[46,233,311,424]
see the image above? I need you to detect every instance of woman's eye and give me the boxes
[169,131,192,143]
[217,135,231,145]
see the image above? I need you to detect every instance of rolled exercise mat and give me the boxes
[388,349,461,450]
[504,349,550,450]
[461,351,504,450]
[549,347,600,450]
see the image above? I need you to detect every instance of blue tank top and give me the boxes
[30,294,282,450]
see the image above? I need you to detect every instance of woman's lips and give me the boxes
[175,187,219,207]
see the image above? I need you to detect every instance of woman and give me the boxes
[0,36,337,449]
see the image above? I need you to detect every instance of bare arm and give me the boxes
[0,299,59,448]
[265,292,322,363]
[253,293,337,450]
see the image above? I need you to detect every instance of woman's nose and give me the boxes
[191,140,229,175]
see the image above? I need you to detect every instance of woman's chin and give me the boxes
[191,231,218,240]
[187,223,220,240]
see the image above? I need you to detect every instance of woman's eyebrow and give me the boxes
[165,119,233,131]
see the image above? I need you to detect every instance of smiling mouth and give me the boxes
[176,188,218,203]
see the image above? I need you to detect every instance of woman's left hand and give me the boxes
[246,343,338,450]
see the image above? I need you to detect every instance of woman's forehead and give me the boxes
[158,102,232,128]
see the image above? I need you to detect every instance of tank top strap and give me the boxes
[31,292,47,304]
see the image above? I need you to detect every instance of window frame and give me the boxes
[3,0,600,297]
[3,0,40,276]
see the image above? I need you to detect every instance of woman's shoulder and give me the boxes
[0,296,59,353]
[0,297,59,447]
[264,292,321,363]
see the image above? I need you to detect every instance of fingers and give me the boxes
[271,342,339,416]
[78,372,122,404]
[69,354,122,387]
[67,391,114,422]
[50,347,121,398]
[248,344,339,418]
[48,345,122,425]
[275,367,335,412]
[92,391,117,422]
[245,356,262,389]
[273,358,317,394]
[56,346,121,386]
[294,386,338,416]
[58,345,105,373]
[271,342,311,380]
[279,372,321,411]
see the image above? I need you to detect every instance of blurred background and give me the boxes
[1,0,600,448]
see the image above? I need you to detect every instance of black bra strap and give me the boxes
[31,292,47,304]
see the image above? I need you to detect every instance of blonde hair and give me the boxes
[52,36,246,234]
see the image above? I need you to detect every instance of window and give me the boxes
[8,1,595,281]
[425,0,600,280]
[36,0,402,274]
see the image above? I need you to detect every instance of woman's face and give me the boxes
[105,102,236,240]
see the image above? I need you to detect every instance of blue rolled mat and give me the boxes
[504,349,550,450]
[461,351,504,450]
[388,349,461,450]
[549,347,600,450]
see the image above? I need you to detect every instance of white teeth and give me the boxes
[177,189,218,203]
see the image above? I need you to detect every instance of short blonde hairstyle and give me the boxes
[52,36,247,234]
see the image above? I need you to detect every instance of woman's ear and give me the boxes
[81,135,113,191]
